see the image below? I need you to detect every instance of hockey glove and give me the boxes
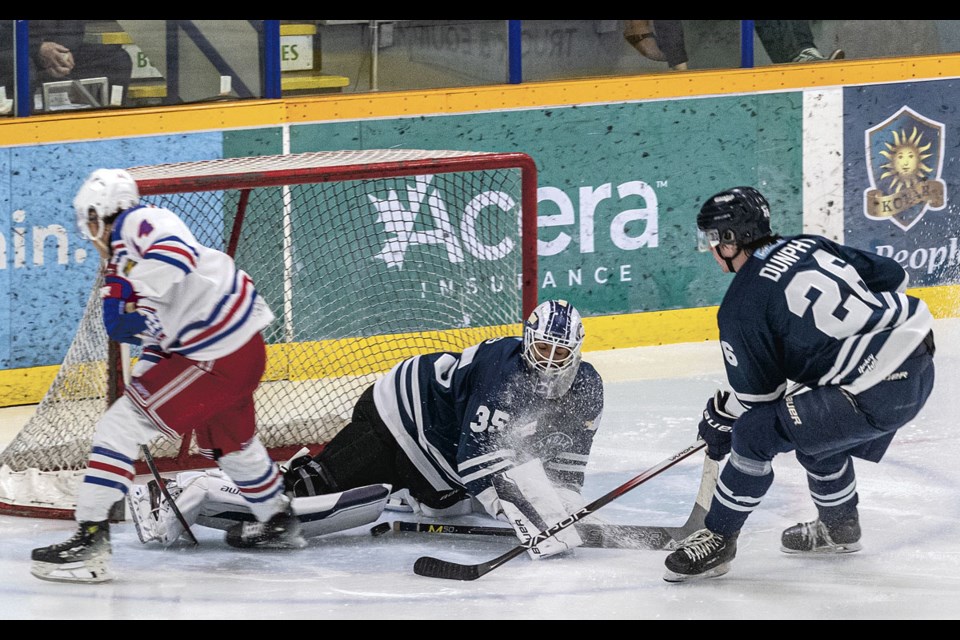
[101,272,147,344]
[699,390,736,461]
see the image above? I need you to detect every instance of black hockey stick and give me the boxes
[413,440,709,580]
[139,444,199,546]
[394,453,716,551]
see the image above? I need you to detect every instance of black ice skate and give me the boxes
[225,508,307,550]
[31,520,113,583]
[781,514,861,554]
[663,528,738,582]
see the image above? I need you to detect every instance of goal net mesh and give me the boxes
[0,149,537,517]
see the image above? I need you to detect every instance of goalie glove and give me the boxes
[283,455,339,497]
[699,390,737,461]
[490,458,583,560]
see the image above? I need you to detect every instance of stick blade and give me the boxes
[577,523,673,550]
[413,556,483,581]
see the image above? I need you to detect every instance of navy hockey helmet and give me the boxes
[696,186,772,252]
[522,299,585,399]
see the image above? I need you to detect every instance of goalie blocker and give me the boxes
[128,468,391,545]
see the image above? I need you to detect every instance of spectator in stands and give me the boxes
[754,20,844,63]
[29,20,132,108]
[624,20,688,71]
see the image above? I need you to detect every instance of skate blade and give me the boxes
[225,533,307,550]
[31,559,113,584]
[780,541,862,555]
[663,562,731,583]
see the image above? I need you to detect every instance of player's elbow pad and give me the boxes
[102,298,146,345]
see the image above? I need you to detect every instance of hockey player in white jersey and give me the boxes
[31,168,306,584]
[663,186,936,582]
[129,299,605,560]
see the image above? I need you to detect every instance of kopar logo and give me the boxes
[369,174,517,271]
[863,106,947,231]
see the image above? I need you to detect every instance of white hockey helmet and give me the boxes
[522,299,585,399]
[73,168,140,241]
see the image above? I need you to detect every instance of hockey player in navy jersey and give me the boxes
[290,298,604,558]
[31,169,306,584]
[128,299,605,560]
[663,186,936,582]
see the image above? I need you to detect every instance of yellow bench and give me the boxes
[127,82,167,100]
[83,22,134,46]
[281,72,350,92]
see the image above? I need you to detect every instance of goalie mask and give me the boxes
[522,299,584,399]
[74,168,140,242]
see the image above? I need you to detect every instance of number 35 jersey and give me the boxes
[718,234,933,405]
[373,336,604,500]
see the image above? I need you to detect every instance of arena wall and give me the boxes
[0,55,957,405]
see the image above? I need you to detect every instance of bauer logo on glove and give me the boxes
[698,390,738,460]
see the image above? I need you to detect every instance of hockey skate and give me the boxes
[781,515,861,554]
[31,521,113,583]
[225,508,307,550]
[663,528,738,583]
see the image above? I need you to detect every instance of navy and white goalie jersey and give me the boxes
[718,234,932,404]
[373,336,604,501]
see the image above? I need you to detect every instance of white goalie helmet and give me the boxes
[73,168,140,241]
[522,299,585,399]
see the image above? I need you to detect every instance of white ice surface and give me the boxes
[1,319,957,620]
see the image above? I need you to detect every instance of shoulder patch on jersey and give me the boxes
[138,220,154,237]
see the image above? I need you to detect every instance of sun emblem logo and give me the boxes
[863,106,947,231]
[878,127,932,192]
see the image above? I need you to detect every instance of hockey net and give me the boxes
[0,149,538,518]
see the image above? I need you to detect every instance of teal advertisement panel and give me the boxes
[284,93,804,318]
[843,80,960,286]
[0,92,806,370]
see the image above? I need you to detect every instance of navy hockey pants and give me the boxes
[705,333,935,536]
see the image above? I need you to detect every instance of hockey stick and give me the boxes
[395,520,516,537]
[413,440,709,580]
[394,520,672,549]
[139,444,199,546]
[399,453,718,551]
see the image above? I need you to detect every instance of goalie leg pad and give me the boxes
[385,488,481,518]
[293,483,392,538]
[127,471,209,545]
[493,458,584,559]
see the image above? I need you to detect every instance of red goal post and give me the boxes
[0,149,538,519]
